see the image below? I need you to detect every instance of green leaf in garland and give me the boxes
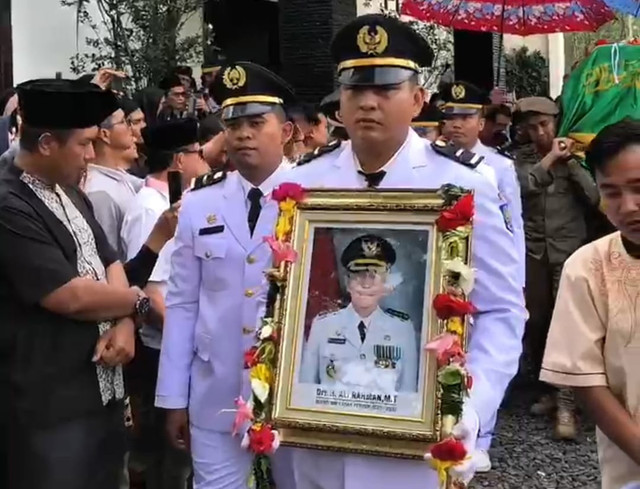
[440,384,464,417]
[438,184,470,207]
[437,365,466,386]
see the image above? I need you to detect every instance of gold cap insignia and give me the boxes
[206,214,217,224]
[222,66,247,90]
[357,25,389,56]
[451,84,466,100]
[362,240,380,258]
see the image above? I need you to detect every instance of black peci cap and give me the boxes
[412,102,443,128]
[440,81,489,116]
[341,234,396,273]
[159,73,184,92]
[17,78,119,130]
[331,14,433,87]
[210,61,296,121]
[142,118,199,152]
[118,97,141,117]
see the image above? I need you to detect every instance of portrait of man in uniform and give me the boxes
[299,233,419,394]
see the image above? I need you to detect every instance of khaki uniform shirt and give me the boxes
[540,232,640,488]
[514,144,599,264]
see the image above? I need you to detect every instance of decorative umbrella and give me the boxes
[401,0,616,35]
[601,0,640,16]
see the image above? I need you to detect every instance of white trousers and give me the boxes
[292,449,440,489]
[190,425,295,489]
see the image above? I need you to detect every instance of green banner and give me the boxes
[558,43,640,159]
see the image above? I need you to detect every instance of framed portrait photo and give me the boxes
[265,188,473,459]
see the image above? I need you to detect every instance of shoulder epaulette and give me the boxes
[384,308,410,321]
[192,169,227,191]
[296,139,342,167]
[495,145,514,160]
[431,139,484,169]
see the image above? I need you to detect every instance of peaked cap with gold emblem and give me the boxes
[331,14,434,86]
[210,61,296,121]
[440,81,489,116]
[340,234,397,273]
[412,102,443,128]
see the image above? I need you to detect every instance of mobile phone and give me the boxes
[168,171,183,205]
[110,76,125,93]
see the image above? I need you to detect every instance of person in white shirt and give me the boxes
[121,117,209,489]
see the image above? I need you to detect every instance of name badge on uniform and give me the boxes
[328,337,346,345]
[199,225,225,236]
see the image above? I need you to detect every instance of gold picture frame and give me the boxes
[268,189,472,459]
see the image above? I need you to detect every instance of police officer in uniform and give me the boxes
[155,62,295,489]
[439,80,526,472]
[300,234,418,394]
[287,14,527,489]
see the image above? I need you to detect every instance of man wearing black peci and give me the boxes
[0,79,152,489]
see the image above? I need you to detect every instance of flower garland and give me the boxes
[242,183,305,489]
[425,185,476,489]
[232,183,474,489]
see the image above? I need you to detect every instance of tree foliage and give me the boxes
[505,46,549,98]
[61,0,203,89]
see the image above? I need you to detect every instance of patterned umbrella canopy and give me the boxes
[601,0,640,16]
[401,0,616,35]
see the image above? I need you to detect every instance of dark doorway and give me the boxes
[0,0,12,93]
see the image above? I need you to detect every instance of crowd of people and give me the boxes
[0,11,638,489]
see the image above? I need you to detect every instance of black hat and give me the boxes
[320,89,343,126]
[159,73,184,92]
[17,78,119,130]
[210,61,295,121]
[441,81,489,116]
[202,49,227,74]
[118,97,141,117]
[142,118,199,152]
[331,14,433,87]
[341,234,396,272]
[412,102,443,128]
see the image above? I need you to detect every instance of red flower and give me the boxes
[272,183,305,203]
[595,39,610,46]
[436,194,474,232]
[439,342,466,367]
[248,424,276,455]
[430,437,467,462]
[433,294,475,320]
[244,346,259,369]
[465,375,473,390]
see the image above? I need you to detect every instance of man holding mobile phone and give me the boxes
[121,117,209,489]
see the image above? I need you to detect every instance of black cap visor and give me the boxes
[442,105,483,117]
[221,102,280,121]
[338,66,417,87]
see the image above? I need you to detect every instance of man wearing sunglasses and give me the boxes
[85,99,144,260]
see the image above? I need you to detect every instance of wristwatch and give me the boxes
[134,293,151,320]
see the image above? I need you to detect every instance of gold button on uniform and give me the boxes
[246,255,256,264]
[243,327,255,335]
[244,289,254,298]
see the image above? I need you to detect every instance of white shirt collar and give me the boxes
[352,131,410,175]
[347,303,381,328]
[237,161,289,201]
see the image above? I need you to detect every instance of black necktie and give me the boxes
[247,187,263,236]
[357,321,367,343]
[358,170,387,188]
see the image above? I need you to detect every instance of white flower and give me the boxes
[240,431,250,450]
[271,430,281,453]
[259,324,274,340]
[444,258,475,295]
[251,378,270,403]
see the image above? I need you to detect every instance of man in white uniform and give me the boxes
[300,234,418,394]
[121,117,209,489]
[287,14,527,489]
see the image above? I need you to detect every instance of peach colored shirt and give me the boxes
[541,232,640,489]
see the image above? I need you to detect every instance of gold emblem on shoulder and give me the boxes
[357,25,389,56]
[451,84,466,100]
[362,240,380,258]
[222,66,247,90]
[206,214,217,224]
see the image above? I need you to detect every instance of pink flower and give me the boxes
[264,236,298,266]
[271,183,305,203]
[425,333,465,367]
[219,396,254,436]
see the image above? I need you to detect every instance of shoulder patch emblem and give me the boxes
[296,139,342,167]
[384,308,410,321]
[500,201,514,234]
[432,140,484,169]
[192,169,227,191]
